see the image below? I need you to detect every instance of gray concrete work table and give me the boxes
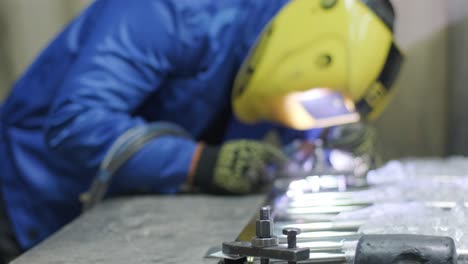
[12,195,265,264]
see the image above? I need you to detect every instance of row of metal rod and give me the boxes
[267,184,468,263]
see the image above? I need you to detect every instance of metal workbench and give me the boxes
[11,195,264,264]
[11,157,468,264]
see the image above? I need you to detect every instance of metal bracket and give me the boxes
[222,206,310,264]
[222,241,310,262]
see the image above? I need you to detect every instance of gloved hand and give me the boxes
[325,122,377,156]
[191,140,288,194]
[325,122,381,168]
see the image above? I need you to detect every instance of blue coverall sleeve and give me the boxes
[44,0,196,194]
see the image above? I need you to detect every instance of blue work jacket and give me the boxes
[0,0,321,249]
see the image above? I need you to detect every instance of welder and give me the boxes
[0,0,402,262]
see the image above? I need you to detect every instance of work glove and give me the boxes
[325,122,381,168]
[191,140,288,194]
[326,123,377,156]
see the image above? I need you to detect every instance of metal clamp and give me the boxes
[222,206,310,264]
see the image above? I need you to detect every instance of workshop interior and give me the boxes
[2,0,468,264]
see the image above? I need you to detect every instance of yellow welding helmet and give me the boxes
[233,0,403,130]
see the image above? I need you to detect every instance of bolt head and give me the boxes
[282,227,301,236]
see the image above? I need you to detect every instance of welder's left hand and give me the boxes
[190,140,288,195]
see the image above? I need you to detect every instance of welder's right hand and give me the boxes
[325,122,382,168]
[326,123,377,157]
[190,140,288,195]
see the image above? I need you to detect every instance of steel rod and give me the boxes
[275,220,364,233]
[286,205,367,215]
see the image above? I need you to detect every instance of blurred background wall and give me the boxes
[0,0,465,160]
[0,0,90,98]
[447,0,468,156]
[376,0,448,160]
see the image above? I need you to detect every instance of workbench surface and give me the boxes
[12,157,468,264]
[12,195,264,264]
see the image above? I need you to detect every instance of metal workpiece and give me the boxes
[277,220,364,233]
[285,205,367,215]
[279,232,359,244]
[225,171,468,263]
[287,194,468,210]
[305,253,347,264]
[288,198,371,208]
[293,241,343,253]
[274,213,336,222]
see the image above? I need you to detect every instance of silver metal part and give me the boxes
[256,220,273,238]
[222,206,309,263]
[277,220,364,233]
[252,206,278,248]
[282,228,301,249]
[251,237,279,248]
[306,252,347,263]
[260,206,271,220]
[286,205,366,215]
[283,228,301,264]
[222,241,310,262]
[293,241,343,252]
